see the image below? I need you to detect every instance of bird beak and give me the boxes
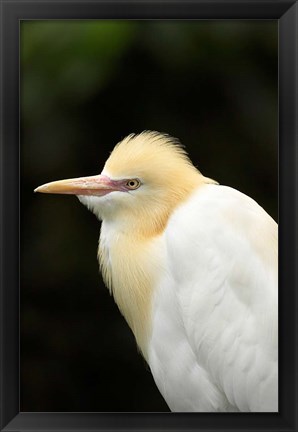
[34,174,122,196]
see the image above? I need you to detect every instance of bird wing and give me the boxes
[164,184,278,411]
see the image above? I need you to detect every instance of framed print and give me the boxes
[0,1,297,431]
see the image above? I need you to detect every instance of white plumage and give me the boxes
[148,185,277,412]
[35,131,278,412]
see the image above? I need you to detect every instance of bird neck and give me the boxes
[98,227,165,359]
[98,174,214,357]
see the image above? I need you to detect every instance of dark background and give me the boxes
[20,20,278,412]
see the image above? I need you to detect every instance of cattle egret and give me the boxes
[35,131,278,412]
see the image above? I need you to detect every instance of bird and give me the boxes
[35,131,278,412]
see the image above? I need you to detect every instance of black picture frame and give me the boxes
[0,0,297,431]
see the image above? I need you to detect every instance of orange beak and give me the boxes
[34,174,123,196]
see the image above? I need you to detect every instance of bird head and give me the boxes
[35,131,212,237]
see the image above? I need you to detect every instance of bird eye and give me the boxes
[125,179,141,190]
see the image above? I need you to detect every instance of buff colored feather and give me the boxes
[97,132,216,355]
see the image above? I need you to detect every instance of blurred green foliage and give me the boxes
[21,20,277,412]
